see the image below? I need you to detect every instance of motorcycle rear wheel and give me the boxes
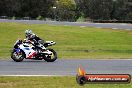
[44,48,57,62]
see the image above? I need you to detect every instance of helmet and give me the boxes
[25,29,33,36]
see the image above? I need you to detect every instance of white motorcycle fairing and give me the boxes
[19,43,36,58]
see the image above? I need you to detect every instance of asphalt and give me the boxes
[0,19,132,30]
[0,59,132,76]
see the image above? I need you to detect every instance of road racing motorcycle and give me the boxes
[11,39,57,62]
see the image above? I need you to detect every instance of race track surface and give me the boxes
[0,59,132,76]
[0,19,132,30]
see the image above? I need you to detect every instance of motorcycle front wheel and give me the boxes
[11,50,25,62]
[44,48,57,62]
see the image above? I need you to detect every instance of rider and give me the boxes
[25,29,46,51]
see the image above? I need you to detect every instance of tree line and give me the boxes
[0,0,131,21]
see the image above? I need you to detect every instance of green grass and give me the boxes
[0,22,132,59]
[0,76,131,88]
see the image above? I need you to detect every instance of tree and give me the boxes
[0,0,13,16]
[0,0,55,19]
[76,0,113,20]
[52,0,77,21]
[19,0,54,18]
[124,0,132,20]
[76,0,131,21]
[113,0,128,20]
[0,0,131,21]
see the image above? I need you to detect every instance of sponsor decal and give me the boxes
[76,67,131,85]
[27,52,36,58]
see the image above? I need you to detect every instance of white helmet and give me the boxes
[25,29,33,36]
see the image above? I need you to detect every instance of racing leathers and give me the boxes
[26,33,46,50]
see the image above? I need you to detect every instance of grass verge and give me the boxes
[0,22,132,59]
[0,76,131,88]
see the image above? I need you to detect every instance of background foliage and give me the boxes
[0,0,131,21]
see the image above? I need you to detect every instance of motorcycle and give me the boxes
[11,39,57,62]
